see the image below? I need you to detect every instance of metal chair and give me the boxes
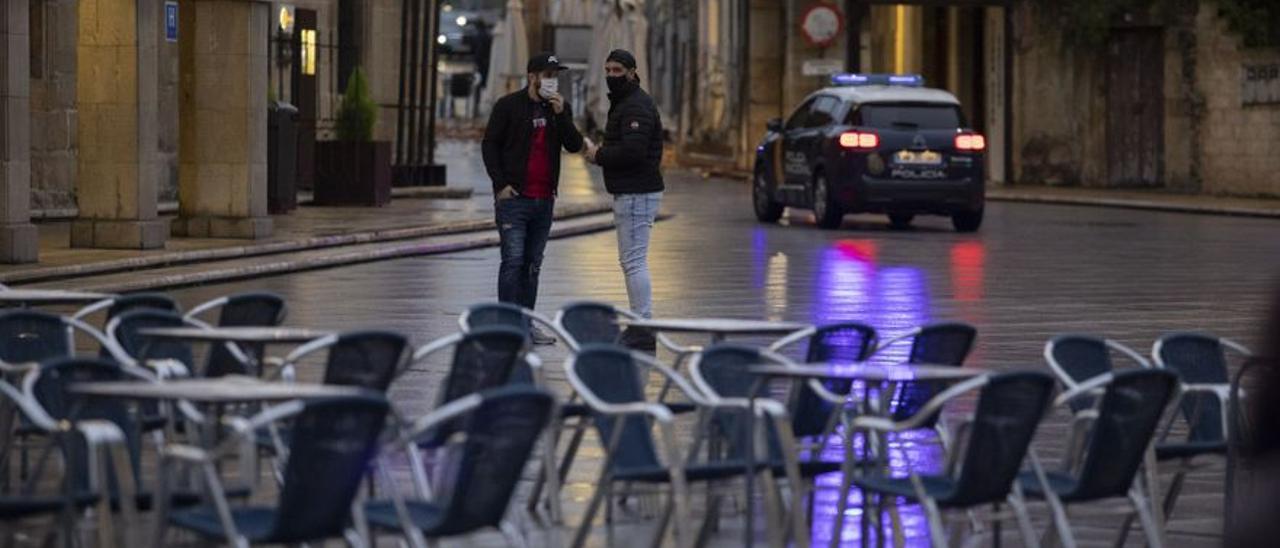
[1019,369,1180,548]
[154,394,391,547]
[1044,334,1151,411]
[1151,332,1251,521]
[873,322,976,425]
[105,309,207,379]
[73,292,181,328]
[688,344,849,547]
[458,302,563,383]
[850,371,1054,547]
[366,386,557,548]
[565,344,774,548]
[768,322,878,440]
[185,292,287,377]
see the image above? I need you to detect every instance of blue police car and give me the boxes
[753,74,986,232]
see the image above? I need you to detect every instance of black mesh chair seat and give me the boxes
[889,322,977,424]
[168,507,278,543]
[364,501,448,535]
[0,493,98,519]
[850,475,959,503]
[1017,471,1082,501]
[194,292,286,378]
[1155,440,1227,460]
[612,461,771,483]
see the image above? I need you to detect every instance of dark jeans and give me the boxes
[496,197,555,310]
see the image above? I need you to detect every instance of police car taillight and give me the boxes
[839,131,879,150]
[955,133,986,152]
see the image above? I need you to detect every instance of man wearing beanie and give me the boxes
[584,49,664,353]
[482,52,584,345]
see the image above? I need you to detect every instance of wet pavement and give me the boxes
[138,142,1280,546]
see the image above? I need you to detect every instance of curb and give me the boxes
[6,200,611,286]
[32,187,476,221]
[69,212,621,294]
[986,190,1280,219]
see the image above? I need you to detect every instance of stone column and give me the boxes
[73,0,168,249]
[173,0,271,239]
[0,1,41,262]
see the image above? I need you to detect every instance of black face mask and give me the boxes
[606,75,631,95]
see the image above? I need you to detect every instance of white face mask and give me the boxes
[538,77,559,99]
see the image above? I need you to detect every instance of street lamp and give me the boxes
[456,15,467,26]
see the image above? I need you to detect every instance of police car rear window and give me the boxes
[852,104,962,130]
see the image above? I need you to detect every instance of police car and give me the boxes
[753,73,986,232]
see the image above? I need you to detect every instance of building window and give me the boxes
[29,0,43,79]
[301,29,317,75]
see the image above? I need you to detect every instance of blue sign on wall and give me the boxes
[164,2,178,42]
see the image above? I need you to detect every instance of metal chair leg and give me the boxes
[499,521,530,548]
[570,479,609,548]
[1129,488,1165,548]
[1008,488,1040,548]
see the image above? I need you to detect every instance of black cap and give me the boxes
[527,52,569,73]
[606,49,637,70]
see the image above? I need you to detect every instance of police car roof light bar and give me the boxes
[830,73,925,87]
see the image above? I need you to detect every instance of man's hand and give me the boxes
[497,185,518,200]
[547,93,565,114]
[583,143,600,164]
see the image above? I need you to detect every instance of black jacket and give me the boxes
[596,83,664,195]
[482,88,584,195]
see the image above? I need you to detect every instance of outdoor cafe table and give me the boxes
[0,288,116,307]
[138,326,335,377]
[745,362,989,548]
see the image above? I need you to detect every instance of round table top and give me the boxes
[749,362,987,382]
[619,317,810,336]
[0,289,116,305]
[138,327,335,344]
[70,376,378,403]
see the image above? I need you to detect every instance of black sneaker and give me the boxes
[529,325,557,346]
[619,327,657,354]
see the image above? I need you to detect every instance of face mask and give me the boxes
[538,77,559,99]
[606,75,630,95]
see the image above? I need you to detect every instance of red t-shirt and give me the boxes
[523,103,553,199]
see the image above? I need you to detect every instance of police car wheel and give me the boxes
[952,209,984,233]
[812,174,842,230]
[753,170,784,223]
[888,213,914,230]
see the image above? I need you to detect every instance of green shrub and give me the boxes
[336,67,377,142]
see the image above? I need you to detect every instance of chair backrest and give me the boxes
[204,292,287,377]
[791,323,878,436]
[434,386,555,533]
[320,331,409,391]
[1155,332,1230,442]
[437,326,528,405]
[908,322,977,365]
[1046,335,1116,413]
[558,302,623,349]
[1071,369,1179,501]
[693,344,785,460]
[460,303,529,334]
[945,372,1055,506]
[0,310,71,365]
[891,323,977,423]
[29,357,141,493]
[572,345,662,471]
[109,310,196,370]
[105,293,180,321]
[271,395,390,543]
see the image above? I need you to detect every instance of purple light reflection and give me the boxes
[809,242,940,546]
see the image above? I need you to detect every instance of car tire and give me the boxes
[812,173,843,230]
[952,208,984,233]
[888,213,914,230]
[753,168,784,223]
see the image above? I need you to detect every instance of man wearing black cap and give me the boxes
[584,49,664,352]
[482,52,584,345]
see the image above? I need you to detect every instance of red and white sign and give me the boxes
[800,3,844,48]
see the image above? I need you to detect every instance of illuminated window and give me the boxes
[301,29,317,76]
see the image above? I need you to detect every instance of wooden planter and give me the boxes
[314,140,392,206]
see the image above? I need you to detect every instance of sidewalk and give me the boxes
[4,140,616,288]
[987,184,1280,218]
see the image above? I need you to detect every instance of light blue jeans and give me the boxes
[613,192,662,319]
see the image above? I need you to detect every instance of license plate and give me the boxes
[894,150,943,165]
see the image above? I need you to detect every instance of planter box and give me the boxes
[314,140,391,206]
